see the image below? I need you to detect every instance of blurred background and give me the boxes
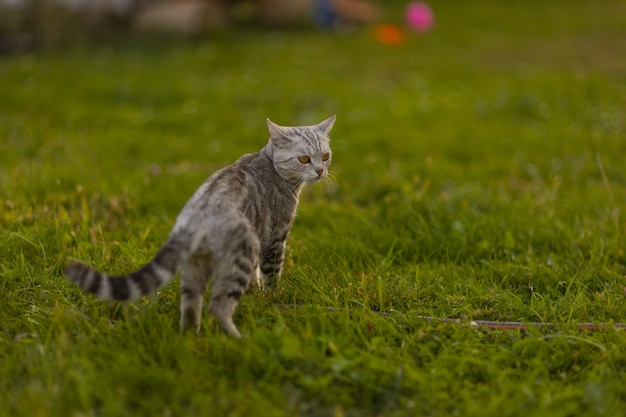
[2,4,626,414]
[1,0,624,271]
[0,0,384,50]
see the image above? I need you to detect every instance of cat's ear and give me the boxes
[316,115,336,136]
[267,119,290,147]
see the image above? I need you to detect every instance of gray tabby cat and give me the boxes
[65,115,335,338]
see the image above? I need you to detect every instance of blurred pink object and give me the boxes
[405,2,434,32]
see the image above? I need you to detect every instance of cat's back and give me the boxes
[233,150,271,173]
[181,151,273,212]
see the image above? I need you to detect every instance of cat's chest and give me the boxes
[250,197,296,247]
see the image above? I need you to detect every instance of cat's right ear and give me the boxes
[267,119,290,147]
[316,115,336,135]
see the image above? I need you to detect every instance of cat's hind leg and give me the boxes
[209,223,260,338]
[180,254,212,334]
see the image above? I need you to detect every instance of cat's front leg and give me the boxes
[259,237,286,288]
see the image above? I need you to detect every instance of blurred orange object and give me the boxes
[373,24,406,45]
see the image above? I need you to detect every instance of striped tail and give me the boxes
[65,237,187,301]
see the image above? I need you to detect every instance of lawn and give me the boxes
[1,0,626,416]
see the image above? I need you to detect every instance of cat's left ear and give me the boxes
[267,119,291,147]
[316,115,336,136]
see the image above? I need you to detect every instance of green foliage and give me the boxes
[1,1,626,415]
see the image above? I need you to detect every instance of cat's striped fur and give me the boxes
[65,115,335,337]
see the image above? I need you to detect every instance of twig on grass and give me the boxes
[271,304,626,332]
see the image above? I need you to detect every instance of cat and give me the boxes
[65,115,336,338]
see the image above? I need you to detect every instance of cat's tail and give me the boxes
[65,235,190,301]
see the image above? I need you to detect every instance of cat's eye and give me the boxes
[298,156,310,164]
[322,153,330,161]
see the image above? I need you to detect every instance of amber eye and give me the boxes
[322,153,330,161]
[298,156,310,164]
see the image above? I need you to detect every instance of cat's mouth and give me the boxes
[305,174,326,183]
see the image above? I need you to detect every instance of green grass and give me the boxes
[1,0,626,415]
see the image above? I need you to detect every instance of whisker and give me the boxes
[327,171,339,184]
[324,171,339,193]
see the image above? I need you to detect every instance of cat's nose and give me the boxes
[316,169,324,176]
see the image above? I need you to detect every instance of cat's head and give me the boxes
[266,115,335,184]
